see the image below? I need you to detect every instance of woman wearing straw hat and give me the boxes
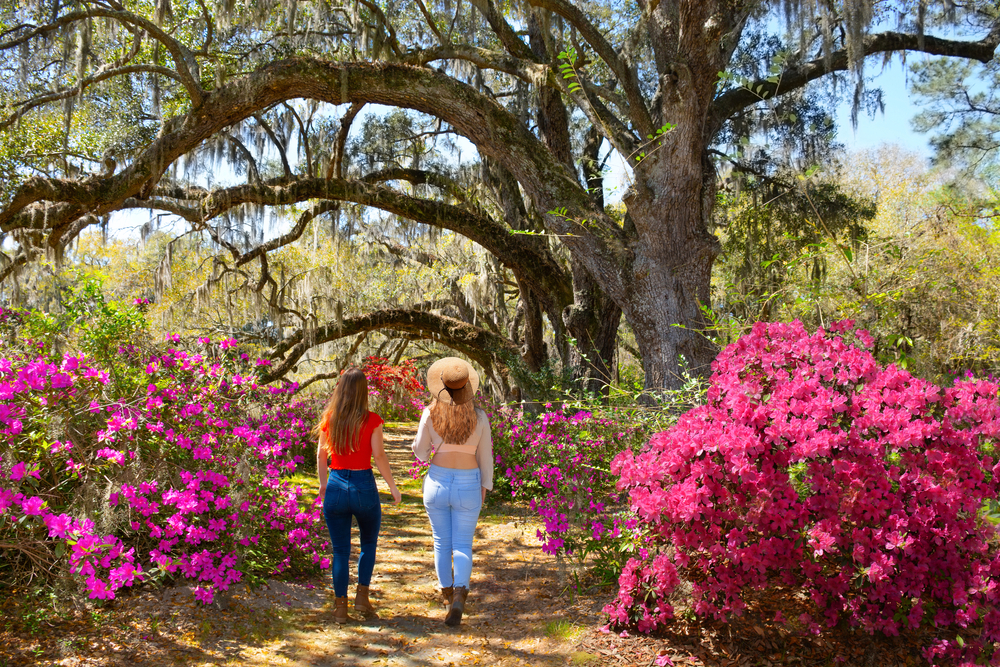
[412,357,494,626]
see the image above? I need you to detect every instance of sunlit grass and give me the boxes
[289,471,318,491]
[544,618,583,640]
[397,475,423,492]
[384,420,419,430]
[288,471,320,513]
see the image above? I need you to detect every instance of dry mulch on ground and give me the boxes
[0,425,940,666]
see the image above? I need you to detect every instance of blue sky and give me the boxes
[834,56,930,155]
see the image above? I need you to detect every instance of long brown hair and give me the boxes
[429,398,477,444]
[314,368,369,455]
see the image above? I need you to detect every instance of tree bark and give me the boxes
[563,258,622,395]
[612,0,731,388]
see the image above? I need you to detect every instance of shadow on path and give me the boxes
[25,424,611,667]
[250,424,608,667]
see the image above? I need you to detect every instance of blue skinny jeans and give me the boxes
[323,468,381,597]
[423,464,483,589]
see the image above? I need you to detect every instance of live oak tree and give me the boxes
[1,0,997,391]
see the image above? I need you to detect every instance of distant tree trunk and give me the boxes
[518,284,548,373]
[530,8,622,396]
[563,260,621,396]
[510,278,548,377]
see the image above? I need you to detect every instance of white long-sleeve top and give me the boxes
[411,407,494,490]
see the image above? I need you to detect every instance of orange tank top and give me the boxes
[326,412,383,469]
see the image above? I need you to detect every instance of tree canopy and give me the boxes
[1,0,997,394]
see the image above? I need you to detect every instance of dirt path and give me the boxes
[229,424,609,667]
[1,424,610,667]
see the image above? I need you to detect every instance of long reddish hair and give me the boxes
[314,368,369,455]
[429,398,477,443]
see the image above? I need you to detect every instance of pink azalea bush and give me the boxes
[0,307,328,604]
[490,404,648,584]
[607,320,1000,663]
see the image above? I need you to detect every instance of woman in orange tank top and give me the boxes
[316,368,401,624]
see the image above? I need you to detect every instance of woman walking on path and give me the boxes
[316,368,401,624]
[412,357,494,626]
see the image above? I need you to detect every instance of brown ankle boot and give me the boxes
[334,596,349,624]
[444,586,468,626]
[354,585,377,618]
[440,586,454,614]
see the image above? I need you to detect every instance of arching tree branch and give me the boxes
[0,59,627,305]
[362,167,469,202]
[407,44,545,83]
[259,308,539,395]
[710,29,1000,130]
[154,176,573,311]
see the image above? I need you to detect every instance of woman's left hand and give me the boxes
[481,487,488,503]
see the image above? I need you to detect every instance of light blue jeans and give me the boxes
[423,465,482,589]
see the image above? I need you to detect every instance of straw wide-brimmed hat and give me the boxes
[427,357,479,406]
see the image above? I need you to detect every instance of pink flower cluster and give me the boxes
[0,340,328,604]
[489,404,647,583]
[607,321,1000,663]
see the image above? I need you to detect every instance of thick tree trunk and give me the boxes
[624,263,716,390]
[601,0,728,392]
[623,178,720,390]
